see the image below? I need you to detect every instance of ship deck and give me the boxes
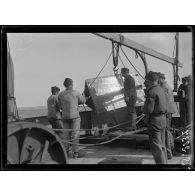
[67,138,192,165]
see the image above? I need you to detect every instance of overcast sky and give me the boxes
[7,33,192,108]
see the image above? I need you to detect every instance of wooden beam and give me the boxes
[94,33,183,67]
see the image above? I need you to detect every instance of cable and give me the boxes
[89,50,112,87]
[82,50,112,112]
[52,114,145,145]
[118,54,126,68]
[60,116,145,146]
[53,113,145,133]
[120,46,145,80]
[52,114,145,146]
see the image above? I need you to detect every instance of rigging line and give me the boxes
[82,50,112,112]
[89,50,112,87]
[53,114,145,133]
[118,53,125,68]
[112,43,125,68]
[50,115,146,145]
[60,115,146,147]
[120,46,145,80]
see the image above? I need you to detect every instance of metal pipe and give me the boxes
[174,33,179,92]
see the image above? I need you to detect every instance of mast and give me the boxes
[173,32,179,92]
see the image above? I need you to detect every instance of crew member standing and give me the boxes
[143,72,167,164]
[158,73,176,160]
[186,75,192,125]
[178,77,188,98]
[47,86,63,129]
[58,78,87,158]
[121,68,137,130]
[177,77,188,126]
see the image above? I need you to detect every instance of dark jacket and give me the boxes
[143,84,168,115]
[178,84,188,98]
[123,75,137,104]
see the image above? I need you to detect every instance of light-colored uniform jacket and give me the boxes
[58,89,86,119]
[161,82,176,114]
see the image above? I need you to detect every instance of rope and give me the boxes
[52,114,145,146]
[61,125,145,147]
[53,113,145,132]
[120,46,145,80]
[170,123,192,140]
[81,50,112,111]
[54,113,145,143]
[81,49,112,111]
[175,126,192,139]
[89,50,112,88]
[118,53,126,68]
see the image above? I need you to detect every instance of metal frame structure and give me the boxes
[94,33,183,91]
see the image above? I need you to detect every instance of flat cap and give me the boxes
[51,86,60,93]
[158,72,165,79]
[51,86,60,91]
[147,72,159,82]
[145,71,154,79]
[121,67,129,73]
[63,78,73,87]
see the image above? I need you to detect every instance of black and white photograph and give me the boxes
[1,26,194,170]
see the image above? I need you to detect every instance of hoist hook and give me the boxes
[135,51,138,59]
[112,42,120,75]
[113,67,119,75]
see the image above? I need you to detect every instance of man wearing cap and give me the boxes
[143,72,167,164]
[177,77,188,126]
[47,86,63,129]
[58,78,87,158]
[121,67,137,130]
[178,77,188,98]
[186,75,193,125]
[158,72,176,160]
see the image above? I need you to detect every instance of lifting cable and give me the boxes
[118,53,126,68]
[89,50,113,88]
[52,114,145,146]
[82,49,112,111]
[120,46,145,80]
